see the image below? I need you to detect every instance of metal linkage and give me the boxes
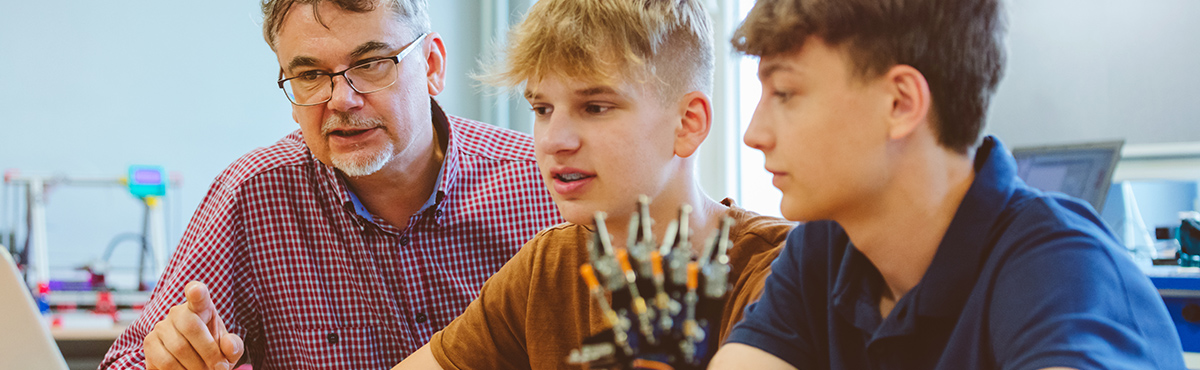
[573,196,736,370]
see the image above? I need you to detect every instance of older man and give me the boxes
[100,1,561,369]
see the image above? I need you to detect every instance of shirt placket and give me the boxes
[390,211,437,352]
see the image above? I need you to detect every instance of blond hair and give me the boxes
[261,0,429,51]
[484,0,714,102]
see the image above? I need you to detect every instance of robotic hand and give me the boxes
[568,196,734,370]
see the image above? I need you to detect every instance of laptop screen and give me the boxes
[1012,141,1124,212]
[0,250,68,370]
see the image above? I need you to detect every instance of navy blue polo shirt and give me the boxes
[727,136,1185,369]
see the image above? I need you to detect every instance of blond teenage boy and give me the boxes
[394,0,793,369]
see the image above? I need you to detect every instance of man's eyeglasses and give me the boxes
[277,33,429,106]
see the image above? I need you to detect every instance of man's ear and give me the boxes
[674,91,712,158]
[424,32,448,96]
[882,65,932,140]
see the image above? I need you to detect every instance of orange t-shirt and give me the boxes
[429,200,794,369]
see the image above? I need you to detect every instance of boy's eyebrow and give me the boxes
[575,86,618,97]
[523,86,620,100]
[758,61,795,81]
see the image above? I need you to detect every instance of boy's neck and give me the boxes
[837,136,976,319]
[605,164,726,252]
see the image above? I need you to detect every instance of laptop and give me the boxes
[0,247,69,370]
[1012,140,1124,212]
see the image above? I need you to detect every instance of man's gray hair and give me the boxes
[261,0,429,51]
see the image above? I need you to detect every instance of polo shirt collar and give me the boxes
[912,135,1019,318]
[831,245,889,334]
[830,135,1020,338]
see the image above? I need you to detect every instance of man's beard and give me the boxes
[322,113,394,177]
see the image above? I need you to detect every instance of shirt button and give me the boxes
[416,313,428,324]
[434,210,443,218]
[400,236,410,246]
[326,332,339,345]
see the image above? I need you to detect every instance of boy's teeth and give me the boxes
[560,173,586,181]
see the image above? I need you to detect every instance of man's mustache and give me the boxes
[321,114,385,135]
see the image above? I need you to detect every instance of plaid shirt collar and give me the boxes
[319,98,459,232]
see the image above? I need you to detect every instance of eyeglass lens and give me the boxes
[283,59,399,105]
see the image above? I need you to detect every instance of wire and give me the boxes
[19,184,30,281]
[139,199,151,291]
[4,180,17,255]
[101,233,145,262]
[169,179,184,256]
[165,187,174,257]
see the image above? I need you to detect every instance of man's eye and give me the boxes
[298,72,325,82]
[772,91,794,102]
[357,60,389,72]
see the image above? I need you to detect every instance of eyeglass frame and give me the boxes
[276,32,430,106]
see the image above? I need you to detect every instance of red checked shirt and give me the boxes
[101,101,563,369]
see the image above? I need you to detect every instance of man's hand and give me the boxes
[143,281,244,370]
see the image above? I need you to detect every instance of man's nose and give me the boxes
[326,75,364,112]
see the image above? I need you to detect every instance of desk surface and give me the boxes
[49,311,134,341]
[1144,265,1200,278]
[1146,266,1200,296]
[52,327,126,341]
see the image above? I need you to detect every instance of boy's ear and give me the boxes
[882,64,932,141]
[674,91,712,158]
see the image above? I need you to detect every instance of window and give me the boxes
[734,0,783,218]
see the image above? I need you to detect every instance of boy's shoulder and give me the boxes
[990,186,1124,264]
[977,189,1185,368]
[723,200,798,272]
[518,222,594,274]
[526,222,589,248]
[728,207,795,246]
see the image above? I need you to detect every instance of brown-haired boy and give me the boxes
[394,0,793,369]
[711,0,1184,369]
